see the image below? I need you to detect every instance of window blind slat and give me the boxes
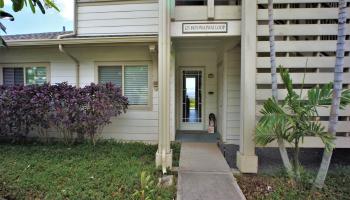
[124,66,148,105]
[98,66,122,87]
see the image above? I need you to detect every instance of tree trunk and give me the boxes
[269,0,293,175]
[293,139,301,180]
[314,0,347,189]
[277,138,293,176]
[269,0,278,99]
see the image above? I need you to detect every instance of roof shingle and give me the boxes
[2,31,73,41]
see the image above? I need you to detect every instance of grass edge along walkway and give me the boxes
[0,141,181,200]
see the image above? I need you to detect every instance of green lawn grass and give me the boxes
[0,141,180,200]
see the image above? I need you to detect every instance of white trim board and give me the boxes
[171,21,241,37]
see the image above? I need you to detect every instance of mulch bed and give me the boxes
[235,170,350,200]
[236,174,280,200]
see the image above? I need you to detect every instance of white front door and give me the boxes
[179,68,204,130]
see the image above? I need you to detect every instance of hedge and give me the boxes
[0,82,128,144]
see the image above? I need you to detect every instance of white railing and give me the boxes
[175,0,241,6]
[171,0,242,20]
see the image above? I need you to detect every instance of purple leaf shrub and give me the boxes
[0,85,37,139]
[0,82,128,144]
[49,83,82,144]
[77,83,128,144]
[30,83,52,142]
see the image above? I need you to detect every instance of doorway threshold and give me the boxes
[175,131,220,143]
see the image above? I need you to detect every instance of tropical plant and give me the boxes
[314,0,348,189]
[268,0,293,176]
[0,0,59,46]
[133,171,159,200]
[255,67,350,181]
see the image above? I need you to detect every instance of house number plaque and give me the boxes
[182,23,228,34]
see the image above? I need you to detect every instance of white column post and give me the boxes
[237,0,258,173]
[207,0,215,19]
[156,0,173,172]
[170,0,175,20]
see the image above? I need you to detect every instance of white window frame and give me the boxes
[95,61,153,110]
[0,63,50,85]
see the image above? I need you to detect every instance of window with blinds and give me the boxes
[2,66,48,86]
[98,65,149,106]
[98,66,122,87]
[3,68,24,85]
[124,66,149,105]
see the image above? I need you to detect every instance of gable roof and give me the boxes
[2,31,73,41]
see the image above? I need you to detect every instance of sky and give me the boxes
[1,0,74,35]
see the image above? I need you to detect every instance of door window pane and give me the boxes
[182,70,202,123]
[124,66,148,105]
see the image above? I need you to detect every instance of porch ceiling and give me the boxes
[173,37,240,52]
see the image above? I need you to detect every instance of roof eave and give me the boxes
[4,35,158,47]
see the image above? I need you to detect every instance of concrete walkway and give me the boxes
[177,143,246,200]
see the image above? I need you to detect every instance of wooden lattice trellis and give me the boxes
[256,0,350,147]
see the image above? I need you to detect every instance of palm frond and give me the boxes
[306,121,335,152]
[255,124,278,145]
[307,83,333,108]
[260,97,286,115]
[279,66,300,99]
[0,10,14,20]
[340,89,350,109]
[43,0,60,11]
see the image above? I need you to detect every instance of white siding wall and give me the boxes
[0,45,159,142]
[225,47,241,144]
[175,49,218,130]
[217,59,225,139]
[217,46,241,145]
[170,50,176,141]
[77,1,159,36]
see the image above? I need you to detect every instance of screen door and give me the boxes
[180,69,204,130]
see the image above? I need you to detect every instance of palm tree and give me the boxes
[314,0,348,188]
[268,0,293,175]
[256,67,350,180]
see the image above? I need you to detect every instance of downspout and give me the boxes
[58,40,80,86]
[57,0,80,87]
